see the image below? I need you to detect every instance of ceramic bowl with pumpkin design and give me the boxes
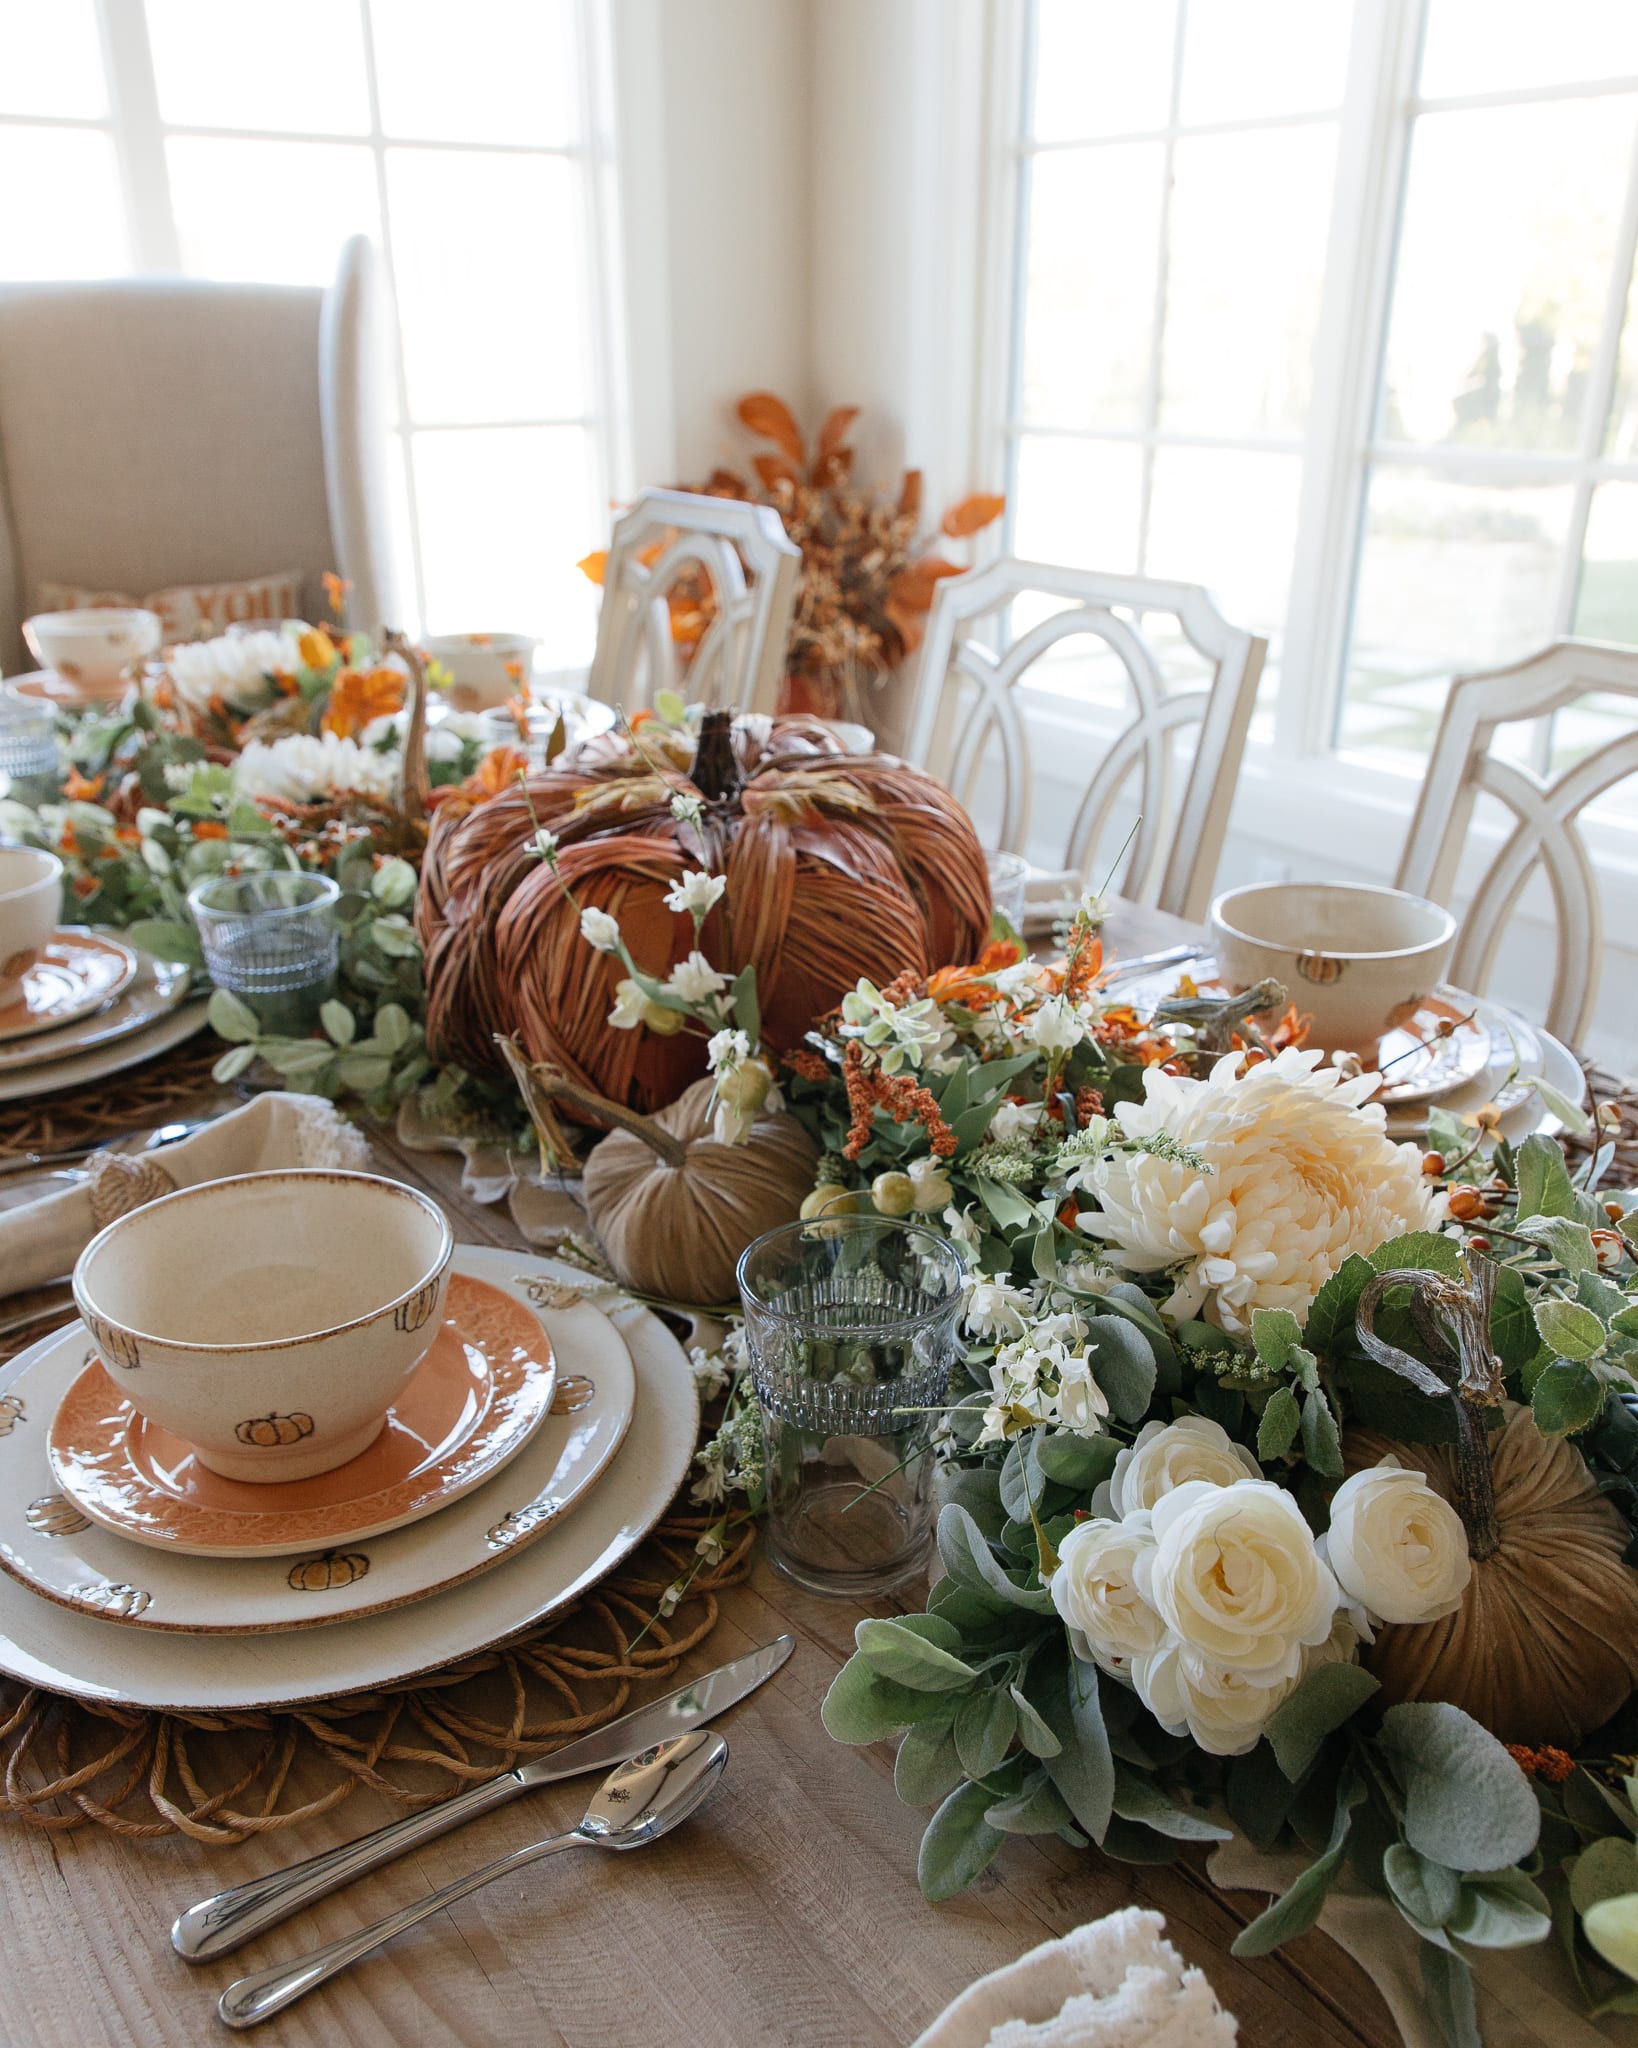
[72,1170,453,1484]
[0,848,62,1008]
[21,607,161,699]
[1207,881,1458,1061]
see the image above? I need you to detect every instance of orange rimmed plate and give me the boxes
[0,930,137,1044]
[48,1272,557,1558]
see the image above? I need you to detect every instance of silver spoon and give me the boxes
[216,1729,728,2030]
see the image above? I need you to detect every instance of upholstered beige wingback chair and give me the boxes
[0,235,398,674]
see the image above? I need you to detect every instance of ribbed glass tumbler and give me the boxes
[737,1217,966,1597]
[189,872,341,1036]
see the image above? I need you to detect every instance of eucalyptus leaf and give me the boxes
[374,1002,412,1052]
[332,1054,391,1093]
[918,1780,1007,1902]
[1035,1430,1118,1490]
[123,916,202,967]
[260,1041,335,1079]
[1266,1663,1380,1783]
[1379,1703,1540,1872]
[206,987,261,1044]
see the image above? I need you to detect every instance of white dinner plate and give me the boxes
[0,1248,697,1705]
[0,951,189,1075]
[0,994,208,1104]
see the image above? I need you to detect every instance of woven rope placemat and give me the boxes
[0,1032,222,1162]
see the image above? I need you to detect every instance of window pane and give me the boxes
[1146,447,1303,630]
[1029,0,1176,142]
[167,137,380,284]
[1178,0,1353,125]
[1575,483,1638,644]
[387,148,586,423]
[0,1,105,118]
[371,0,578,147]
[0,128,127,279]
[1340,469,1573,756]
[147,0,370,135]
[1016,146,1164,431]
[1379,98,1635,453]
[1160,126,1338,437]
[1420,0,1638,99]
[1010,436,1144,574]
[1603,255,1638,459]
[412,426,598,666]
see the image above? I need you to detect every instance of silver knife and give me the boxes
[171,1633,793,1962]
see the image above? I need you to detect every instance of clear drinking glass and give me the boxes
[986,849,1030,931]
[737,1217,966,1598]
[0,699,59,803]
[188,871,340,1034]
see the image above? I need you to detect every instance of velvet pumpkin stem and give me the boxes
[498,1035,689,1168]
[1355,1264,1502,1561]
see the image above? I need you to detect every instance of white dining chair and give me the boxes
[585,487,801,716]
[0,235,397,674]
[904,559,1266,922]
[1396,639,1638,1046]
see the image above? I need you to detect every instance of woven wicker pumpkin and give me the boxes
[417,711,990,1111]
[1348,1266,1638,1747]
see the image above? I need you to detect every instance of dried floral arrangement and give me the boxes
[580,393,1005,719]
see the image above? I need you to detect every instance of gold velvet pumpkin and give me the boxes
[1350,1266,1638,1747]
[416,710,990,1111]
[507,1053,818,1306]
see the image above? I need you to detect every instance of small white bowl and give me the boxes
[1208,881,1457,1059]
[22,608,162,699]
[73,1170,454,1483]
[0,846,62,1008]
[425,632,538,711]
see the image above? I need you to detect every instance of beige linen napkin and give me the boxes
[911,1908,1237,2048]
[0,1092,371,1298]
[1207,1838,1638,2048]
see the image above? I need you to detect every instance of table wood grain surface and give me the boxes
[0,901,1400,2048]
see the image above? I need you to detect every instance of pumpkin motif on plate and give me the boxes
[70,1580,150,1618]
[417,709,990,1110]
[487,1496,561,1549]
[27,1494,90,1537]
[235,1411,315,1448]
[0,1394,25,1436]
[287,1549,370,1592]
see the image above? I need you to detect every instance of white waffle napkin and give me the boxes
[911,1909,1236,2048]
[0,1092,370,1298]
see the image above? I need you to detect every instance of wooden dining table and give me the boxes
[0,897,1402,2048]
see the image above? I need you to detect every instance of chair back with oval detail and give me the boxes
[1396,639,1638,1046]
[904,558,1265,921]
[585,487,801,716]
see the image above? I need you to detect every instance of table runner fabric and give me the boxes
[0,1090,371,1297]
[911,1908,1237,2048]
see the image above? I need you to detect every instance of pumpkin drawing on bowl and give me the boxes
[287,1549,370,1592]
[235,1411,315,1448]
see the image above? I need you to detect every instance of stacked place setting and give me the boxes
[1113,879,1588,1145]
[0,1166,699,1712]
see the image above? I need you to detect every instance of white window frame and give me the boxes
[2,0,638,644]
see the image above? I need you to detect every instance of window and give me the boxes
[1000,0,1638,781]
[0,0,612,666]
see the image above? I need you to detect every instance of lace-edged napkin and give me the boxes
[911,1908,1236,2048]
[0,1093,370,1299]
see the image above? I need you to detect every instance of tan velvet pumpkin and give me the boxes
[1350,1265,1638,1748]
[504,1045,818,1306]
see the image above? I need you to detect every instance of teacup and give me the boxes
[425,632,538,711]
[1207,881,1458,1060]
[22,608,162,699]
[0,847,62,1008]
[73,1169,454,1483]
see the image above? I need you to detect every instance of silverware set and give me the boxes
[172,1633,792,2030]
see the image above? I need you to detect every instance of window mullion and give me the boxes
[95,0,178,270]
[1136,0,1188,580]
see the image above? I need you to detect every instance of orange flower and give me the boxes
[321,571,351,617]
[58,823,81,856]
[192,820,229,841]
[927,938,1023,1009]
[300,626,341,672]
[1506,1744,1575,1784]
[71,873,97,900]
[322,665,404,739]
[463,744,528,803]
[577,550,609,586]
[62,766,105,802]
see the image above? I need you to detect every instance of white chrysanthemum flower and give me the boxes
[166,628,299,713]
[233,731,400,806]
[1077,1047,1436,1332]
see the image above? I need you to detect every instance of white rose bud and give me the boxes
[1050,1513,1166,1679]
[1132,1637,1302,1757]
[1028,994,1085,1055]
[1322,1459,1470,1626]
[1109,1416,1262,1518]
[579,906,621,953]
[1139,1479,1339,1683]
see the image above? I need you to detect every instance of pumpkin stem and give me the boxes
[691,709,743,805]
[498,1036,690,1169]
[1355,1262,1503,1562]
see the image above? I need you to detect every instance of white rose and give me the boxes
[1050,1513,1166,1679]
[1132,1637,1301,1757]
[579,907,621,953]
[666,949,728,1003]
[1109,1416,1262,1518]
[1322,1459,1470,1626]
[1139,1479,1338,1681]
